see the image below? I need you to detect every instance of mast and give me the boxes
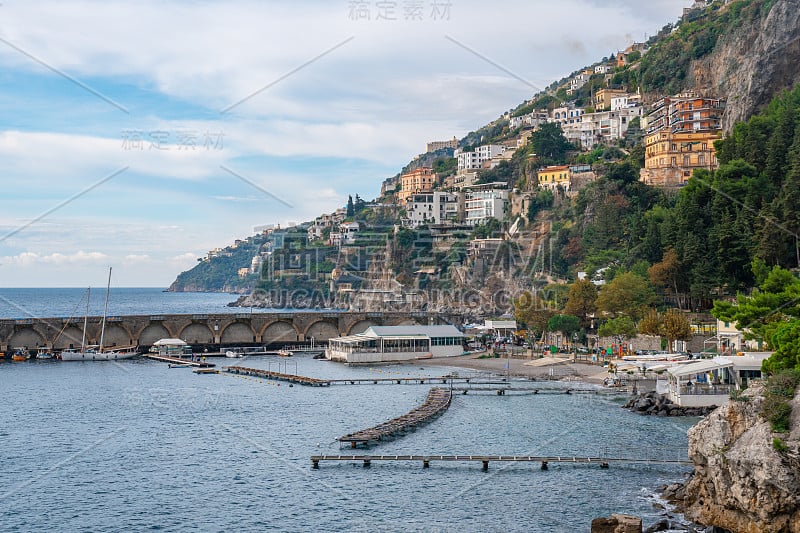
[99,267,112,352]
[80,287,90,352]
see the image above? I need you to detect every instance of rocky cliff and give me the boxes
[676,382,800,532]
[690,0,800,131]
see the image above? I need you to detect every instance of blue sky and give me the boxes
[0,0,688,287]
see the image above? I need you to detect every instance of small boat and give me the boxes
[11,349,29,361]
[225,350,244,358]
[36,347,55,359]
[278,349,293,357]
[193,367,219,374]
[168,363,193,368]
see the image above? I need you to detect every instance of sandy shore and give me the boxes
[402,352,615,385]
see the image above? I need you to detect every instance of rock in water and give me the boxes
[679,382,800,532]
[591,514,642,533]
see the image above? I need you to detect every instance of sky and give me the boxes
[0,0,688,287]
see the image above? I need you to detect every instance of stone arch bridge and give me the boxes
[0,311,463,352]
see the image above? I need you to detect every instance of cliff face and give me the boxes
[680,383,800,532]
[690,0,800,131]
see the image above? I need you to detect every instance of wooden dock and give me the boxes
[144,354,215,367]
[224,365,331,387]
[338,388,452,448]
[310,454,691,470]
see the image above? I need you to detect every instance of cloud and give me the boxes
[2,250,109,266]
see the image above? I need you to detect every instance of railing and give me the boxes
[679,384,732,396]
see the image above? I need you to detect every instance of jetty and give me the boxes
[144,354,215,368]
[338,388,452,448]
[223,365,331,387]
[311,454,692,470]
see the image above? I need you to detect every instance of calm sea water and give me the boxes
[0,355,695,532]
[0,288,245,319]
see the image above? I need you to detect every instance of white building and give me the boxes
[330,221,360,247]
[664,353,770,407]
[594,65,610,75]
[569,72,590,92]
[405,191,459,228]
[463,183,508,226]
[326,325,466,363]
[551,107,584,125]
[455,144,506,171]
[561,107,643,150]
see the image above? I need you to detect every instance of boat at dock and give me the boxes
[225,350,244,358]
[11,348,29,361]
[60,269,139,362]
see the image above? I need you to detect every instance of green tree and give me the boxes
[531,122,573,165]
[712,265,800,370]
[513,290,553,336]
[595,272,657,321]
[346,195,355,217]
[547,314,581,342]
[662,308,693,353]
[564,278,598,328]
[597,316,637,341]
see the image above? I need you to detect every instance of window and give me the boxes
[698,154,705,165]
[671,143,677,151]
[701,143,707,150]
[684,155,691,166]
[670,157,676,166]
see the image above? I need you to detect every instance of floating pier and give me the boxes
[310,454,691,470]
[223,365,331,387]
[338,388,452,448]
[144,354,215,367]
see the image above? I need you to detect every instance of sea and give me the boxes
[0,289,695,532]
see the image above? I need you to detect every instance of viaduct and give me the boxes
[0,311,463,352]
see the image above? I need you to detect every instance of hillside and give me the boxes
[171,0,800,315]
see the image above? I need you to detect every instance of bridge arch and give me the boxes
[260,320,299,344]
[137,323,173,347]
[8,327,45,350]
[179,323,214,344]
[220,322,256,344]
[53,325,86,350]
[304,320,339,342]
[346,319,378,335]
[99,323,133,348]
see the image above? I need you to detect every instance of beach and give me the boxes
[409,352,615,385]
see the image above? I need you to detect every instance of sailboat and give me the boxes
[60,268,139,361]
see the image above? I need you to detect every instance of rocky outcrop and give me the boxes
[623,392,717,417]
[591,514,642,533]
[690,0,800,131]
[674,383,800,532]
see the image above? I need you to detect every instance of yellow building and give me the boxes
[640,93,725,188]
[398,167,435,205]
[537,165,571,191]
[594,88,627,111]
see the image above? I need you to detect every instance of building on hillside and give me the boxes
[326,325,465,363]
[640,92,725,188]
[329,221,360,247]
[594,88,628,111]
[594,64,610,75]
[426,136,459,153]
[404,191,460,228]
[562,106,643,149]
[443,171,479,190]
[569,72,591,93]
[398,167,435,205]
[237,267,250,278]
[537,165,572,191]
[468,238,504,260]
[509,111,548,130]
[551,106,584,125]
[455,144,506,171]
[463,182,509,226]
